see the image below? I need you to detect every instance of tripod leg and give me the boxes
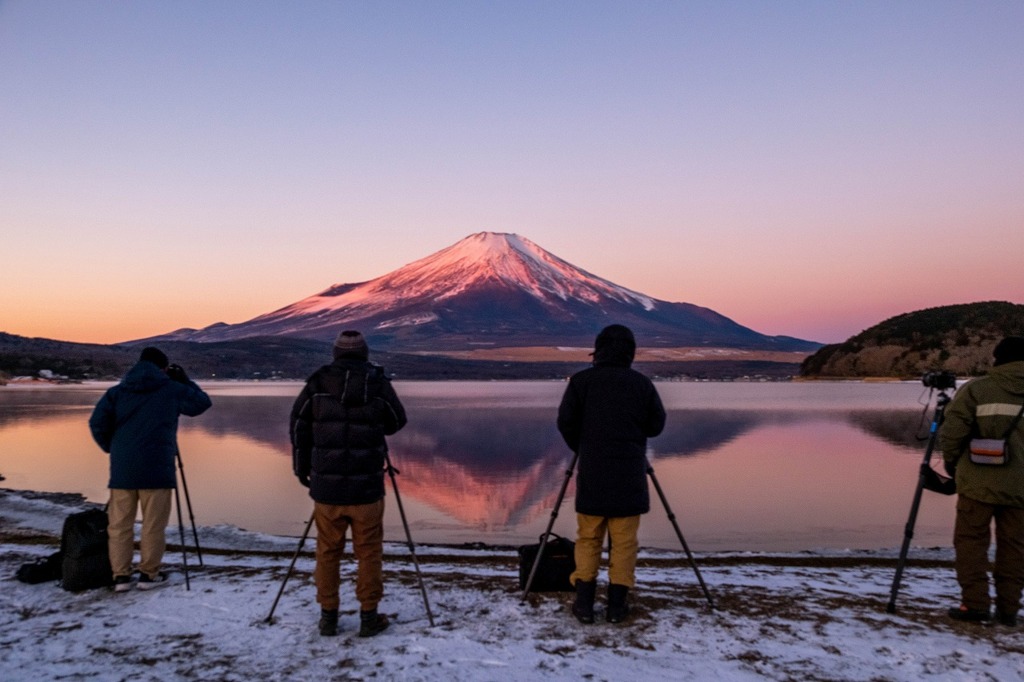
[886,394,949,613]
[887,480,925,613]
[385,456,436,627]
[174,484,191,591]
[265,512,315,625]
[522,451,580,600]
[176,449,203,566]
[647,465,715,609]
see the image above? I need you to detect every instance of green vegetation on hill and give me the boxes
[800,301,1024,379]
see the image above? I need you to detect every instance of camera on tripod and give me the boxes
[922,370,956,391]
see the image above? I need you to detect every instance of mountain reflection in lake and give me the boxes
[0,381,956,551]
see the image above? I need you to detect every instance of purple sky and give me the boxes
[2,1,1022,345]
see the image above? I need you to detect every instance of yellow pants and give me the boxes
[313,498,385,612]
[107,488,173,580]
[570,513,641,588]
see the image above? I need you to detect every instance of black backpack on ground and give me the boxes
[60,507,113,591]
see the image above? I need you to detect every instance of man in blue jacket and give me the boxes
[89,347,211,591]
[557,324,667,624]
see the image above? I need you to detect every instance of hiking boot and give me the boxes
[947,605,992,623]
[136,572,169,591]
[112,575,134,593]
[318,609,339,637]
[358,609,390,638]
[571,580,596,624]
[607,584,630,624]
[996,610,1018,627]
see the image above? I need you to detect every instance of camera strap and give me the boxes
[1002,401,1024,440]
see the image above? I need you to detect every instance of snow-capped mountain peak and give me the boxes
[305,232,654,312]
[145,232,817,352]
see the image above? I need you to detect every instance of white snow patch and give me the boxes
[375,313,440,329]
[3,488,1021,681]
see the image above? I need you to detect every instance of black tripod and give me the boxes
[522,452,579,600]
[265,457,436,627]
[384,453,435,627]
[886,389,953,613]
[522,453,715,610]
[264,512,315,624]
[647,463,715,609]
[173,447,203,590]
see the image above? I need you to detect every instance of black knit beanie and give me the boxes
[139,347,169,369]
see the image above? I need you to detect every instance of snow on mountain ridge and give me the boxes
[256,232,654,323]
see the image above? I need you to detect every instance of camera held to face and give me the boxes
[166,364,190,384]
[921,370,956,391]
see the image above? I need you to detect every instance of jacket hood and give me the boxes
[121,360,171,393]
[592,324,636,368]
[987,361,1024,397]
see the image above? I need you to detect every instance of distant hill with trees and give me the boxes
[0,332,802,382]
[799,301,1024,379]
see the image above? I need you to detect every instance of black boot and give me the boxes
[358,609,390,638]
[318,609,339,637]
[572,580,596,624]
[606,584,630,623]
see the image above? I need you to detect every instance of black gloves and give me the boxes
[299,474,310,488]
[944,459,957,478]
[166,364,190,384]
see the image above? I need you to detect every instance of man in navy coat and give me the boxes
[89,347,211,591]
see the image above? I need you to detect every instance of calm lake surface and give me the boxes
[0,380,957,552]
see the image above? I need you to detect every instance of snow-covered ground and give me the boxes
[2,488,1022,681]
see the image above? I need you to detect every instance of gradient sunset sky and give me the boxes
[2,1,1022,345]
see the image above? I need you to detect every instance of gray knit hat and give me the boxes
[333,330,369,360]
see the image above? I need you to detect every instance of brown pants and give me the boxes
[954,495,1024,615]
[107,488,173,580]
[313,498,385,612]
[570,513,641,588]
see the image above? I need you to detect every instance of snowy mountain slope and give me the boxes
[144,232,818,351]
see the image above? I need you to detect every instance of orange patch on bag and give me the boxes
[969,438,1007,465]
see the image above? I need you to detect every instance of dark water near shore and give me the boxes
[0,381,956,551]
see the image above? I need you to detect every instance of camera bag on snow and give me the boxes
[16,550,63,584]
[518,532,576,592]
[60,507,113,591]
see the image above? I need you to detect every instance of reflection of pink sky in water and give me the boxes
[642,420,956,551]
[0,383,957,550]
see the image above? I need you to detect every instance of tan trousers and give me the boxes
[954,495,1024,615]
[313,498,385,612]
[570,513,641,588]
[107,488,173,580]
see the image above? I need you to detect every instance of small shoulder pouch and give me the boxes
[969,401,1024,466]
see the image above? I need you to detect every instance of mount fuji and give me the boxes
[146,232,817,352]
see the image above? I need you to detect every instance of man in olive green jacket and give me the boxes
[940,337,1024,626]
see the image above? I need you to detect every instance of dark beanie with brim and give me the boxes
[333,330,369,360]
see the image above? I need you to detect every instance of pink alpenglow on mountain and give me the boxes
[144,232,818,352]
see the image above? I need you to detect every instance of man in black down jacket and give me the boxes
[557,324,666,624]
[290,330,407,637]
[89,347,211,591]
